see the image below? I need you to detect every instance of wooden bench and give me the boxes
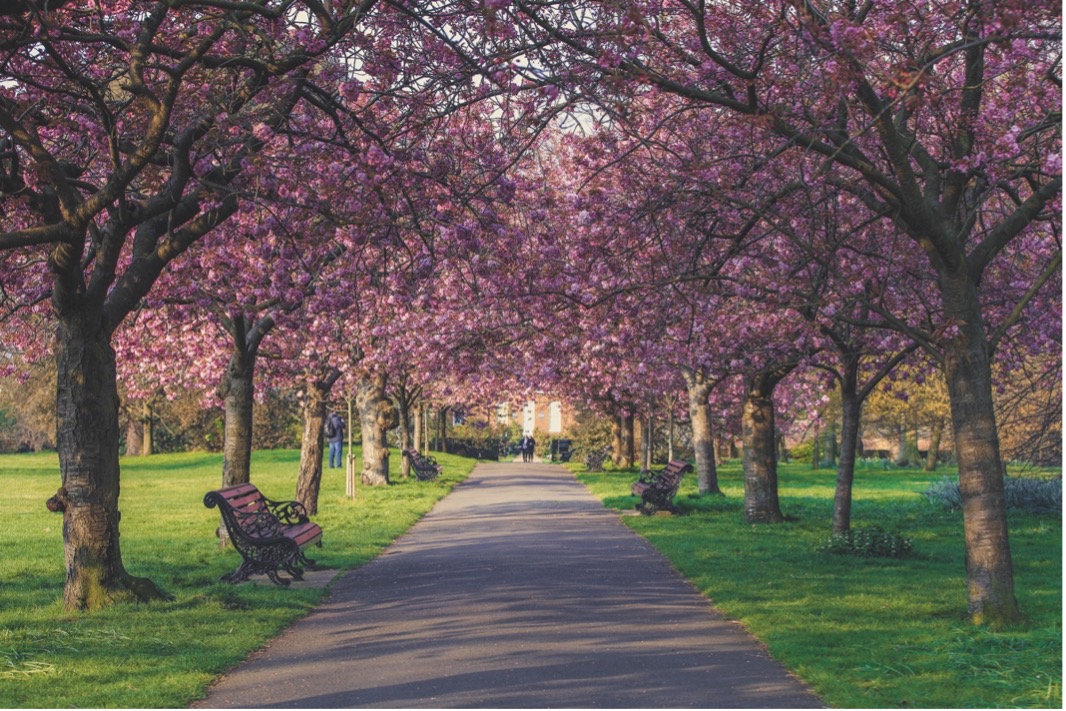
[203,483,323,586]
[402,449,442,481]
[631,460,693,515]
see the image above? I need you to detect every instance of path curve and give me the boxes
[194,461,824,709]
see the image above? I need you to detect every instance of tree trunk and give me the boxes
[53,316,166,609]
[812,427,821,470]
[296,370,340,515]
[940,268,1019,625]
[141,400,154,457]
[925,421,944,472]
[125,405,143,457]
[685,373,721,495]
[219,348,255,489]
[435,406,449,454]
[413,403,424,454]
[357,371,392,486]
[641,415,652,470]
[742,366,793,523]
[820,422,838,467]
[832,363,862,535]
[399,399,414,478]
[667,406,675,461]
[895,424,909,466]
[620,412,635,467]
[611,416,624,466]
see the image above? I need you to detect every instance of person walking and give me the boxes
[325,411,346,469]
[522,434,536,463]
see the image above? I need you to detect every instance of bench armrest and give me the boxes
[262,497,310,525]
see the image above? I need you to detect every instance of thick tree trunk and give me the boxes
[832,366,862,535]
[125,406,143,457]
[413,403,424,454]
[895,424,909,466]
[435,406,449,454]
[820,422,838,467]
[141,400,154,457]
[219,349,255,489]
[685,373,721,495]
[53,316,166,609]
[620,413,635,467]
[396,391,414,478]
[925,421,944,472]
[296,370,340,515]
[640,415,652,470]
[611,416,624,466]
[357,372,393,486]
[742,367,793,523]
[940,269,1019,626]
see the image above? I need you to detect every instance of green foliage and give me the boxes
[815,526,914,558]
[925,475,1062,515]
[566,411,613,459]
[788,441,813,464]
[0,448,475,708]
[571,460,1062,709]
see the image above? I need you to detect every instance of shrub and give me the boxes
[924,476,1062,515]
[816,526,914,558]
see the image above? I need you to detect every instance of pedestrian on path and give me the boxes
[521,433,536,462]
[325,412,345,468]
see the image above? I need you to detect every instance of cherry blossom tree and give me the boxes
[487,0,1060,625]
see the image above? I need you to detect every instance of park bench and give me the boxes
[585,447,609,472]
[631,459,693,515]
[403,449,442,481]
[203,483,322,586]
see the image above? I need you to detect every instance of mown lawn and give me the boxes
[576,460,1062,709]
[0,448,475,708]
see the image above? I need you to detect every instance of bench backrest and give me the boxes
[205,483,283,539]
[653,460,693,491]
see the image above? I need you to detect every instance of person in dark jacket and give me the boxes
[325,412,345,468]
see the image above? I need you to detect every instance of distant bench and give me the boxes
[402,449,442,481]
[204,483,322,586]
[631,460,693,515]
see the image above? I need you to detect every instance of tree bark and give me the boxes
[742,366,793,523]
[611,416,624,466]
[685,371,721,495]
[832,363,862,535]
[219,348,255,490]
[640,415,652,470]
[925,421,944,472]
[295,369,340,515]
[357,371,393,486]
[941,268,1020,625]
[620,412,635,467]
[895,424,909,466]
[125,405,143,457]
[54,316,167,609]
[820,422,838,468]
[141,400,153,457]
[413,402,424,454]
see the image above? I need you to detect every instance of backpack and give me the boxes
[324,418,337,438]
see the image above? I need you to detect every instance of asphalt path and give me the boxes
[194,460,824,709]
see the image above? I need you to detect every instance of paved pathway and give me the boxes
[194,461,823,708]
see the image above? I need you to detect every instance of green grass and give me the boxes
[0,448,475,708]
[575,461,1062,709]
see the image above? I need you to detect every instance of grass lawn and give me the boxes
[0,448,476,708]
[576,460,1062,709]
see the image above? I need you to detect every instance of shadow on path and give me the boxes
[193,461,824,709]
